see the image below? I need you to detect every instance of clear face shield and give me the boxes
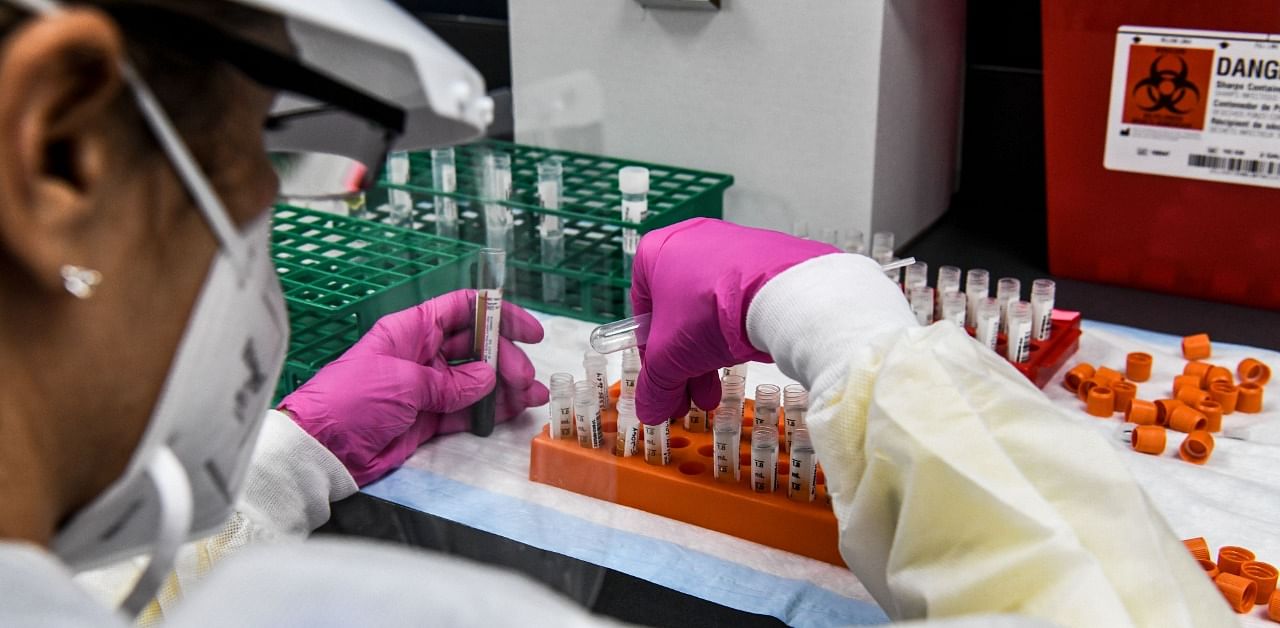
[2,0,489,618]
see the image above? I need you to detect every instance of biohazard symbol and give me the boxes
[1131,56,1201,115]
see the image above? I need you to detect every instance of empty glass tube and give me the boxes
[751,425,779,493]
[430,148,458,238]
[910,286,935,325]
[996,277,1021,335]
[537,159,566,304]
[782,384,807,452]
[974,297,1001,351]
[1006,301,1034,363]
[582,350,609,414]
[1031,279,1056,341]
[572,380,602,449]
[614,397,641,457]
[788,427,817,502]
[712,405,742,483]
[941,291,967,327]
[644,420,671,466]
[548,373,575,440]
[721,373,747,418]
[754,384,780,430]
[470,248,505,437]
[965,269,990,330]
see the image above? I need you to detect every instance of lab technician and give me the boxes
[0,1,1234,626]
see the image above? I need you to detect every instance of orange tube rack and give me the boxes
[529,385,842,565]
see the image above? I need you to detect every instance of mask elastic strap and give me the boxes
[119,446,193,618]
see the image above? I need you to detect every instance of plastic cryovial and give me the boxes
[754,384,781,430]
[537,159,566,304]
[871,231,895,262]
[644,419,671,466]
[843,228,866,255]
[788,427,817,502]
[614,397,640,457]
[751,425,779,493]
[470,248,505,437]
[1031,279,1056,341]
[720,373,747,418]
[782,384,808,452]
[712,406,742,483]
[619,166,649,279]
[936,265,962,320]
[722,363,749,383]
[548,373,575,440]
[572,380,603,449]
[941,291,967,327]
[583,350,609,414]
[620,348,641,401]
[685,401,710,433]
[904,261,928,299]
[974,297,1001,351]
[965,269,990,329]
[910,286,935,325]
[820,227,840,247]
[385,151,413,226]
[996,277,1021,334]
[430,148,458,238]
[1006,301,1034,363]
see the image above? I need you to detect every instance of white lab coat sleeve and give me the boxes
[746,254,1235,627]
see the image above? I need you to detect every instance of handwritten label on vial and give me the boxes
[590,371,609,414]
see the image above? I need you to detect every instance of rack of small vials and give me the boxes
[529,359,841,565]
[270,204,480,400]
[363,141,734,324]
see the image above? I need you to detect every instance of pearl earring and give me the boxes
[60,264,102,299]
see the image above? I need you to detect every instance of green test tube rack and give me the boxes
[365,140,734,323]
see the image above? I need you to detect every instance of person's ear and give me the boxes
[0,8,124,294]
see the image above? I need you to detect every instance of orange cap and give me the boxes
[1203,366,1234,389]
[1183,537,1212,562]
[1241,561,1279,605]
[1196,400,1223,432]
[1111,381,1138,413]
[1172,374,1203,396]
[1086,386,1116,417]
[1063,363,1095,392]
[1238,358,1272,386]
[1077,378,1101,403]
[1237,383,1264,414]
[1126,399,1158,425]
[1219,546,1257,576]
[1184,361,1213,379]
[1094,366,1125,386]
[1200,559,1220,580]
[1125,352,1153,382]
[1179,430,1214,465]
[1209,383,1240,415]
[1153,399,1184,426]
[1270,590,1280,621]
[1216,572,1257,613]
[1176,386,1212,408]
[1182,333,1212,360]
[1130,425,1166,455]
[1168,405,1208,433]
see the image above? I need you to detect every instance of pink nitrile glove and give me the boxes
[280,290,549,486]
[630,218,840,424]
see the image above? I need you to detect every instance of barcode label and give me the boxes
[1188,154,1280,177]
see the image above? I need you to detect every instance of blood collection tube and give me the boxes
[548,373,575,440]
[751,425,779,493]
[754,384,781,430]
[685,401,710,433]
[582,350,609,414]
[941,291,967,327]
[620,348,641,401]
[965,269,990,330]
[430,148,458,238]
[788,427,817,502]
[1031,279,1055,341]
[572,380,603,448]
[975,297,1001,351]
[644,419,671,466]
[537,159,566,304]
[720,373,747,418]
[910,286,935,325]
[904,261,928,299]
[1006,301,1033,363]
[996,277,1021,334]
[713,405,742,483]
[782,384,808,452]
[470,249,505,436]
[614,397,640,457]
